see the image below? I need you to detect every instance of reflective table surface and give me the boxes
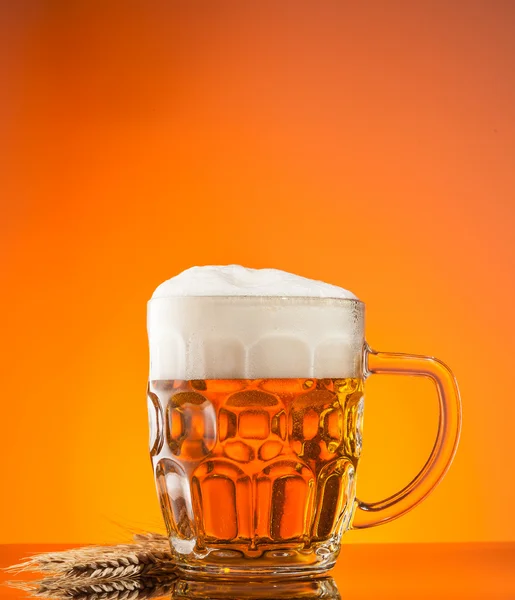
[1,542,514,599]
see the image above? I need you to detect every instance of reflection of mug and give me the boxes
[147,286,461,577]
[172,575,341,599]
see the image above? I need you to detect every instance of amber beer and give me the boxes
[149,376,363,566]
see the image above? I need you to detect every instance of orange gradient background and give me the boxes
[1,1,515,544]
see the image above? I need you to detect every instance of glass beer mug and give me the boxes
[147,267,461,577]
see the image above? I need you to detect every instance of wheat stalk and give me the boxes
[5,533,172,576]
[9,574,177,599]
[4,533,178,600]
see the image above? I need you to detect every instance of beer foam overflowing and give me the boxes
[151,265,358,300]
[148,266,363,380]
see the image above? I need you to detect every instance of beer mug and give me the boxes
[147,267,461,577]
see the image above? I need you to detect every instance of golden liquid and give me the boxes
[148,378,364,570]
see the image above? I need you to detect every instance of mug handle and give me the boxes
[351,344,462,529]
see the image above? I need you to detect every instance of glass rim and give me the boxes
[147,295,365,307]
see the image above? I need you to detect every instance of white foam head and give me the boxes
[147,266,364,380]
[152,265,358,300]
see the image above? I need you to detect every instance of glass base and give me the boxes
[170,538,339,579]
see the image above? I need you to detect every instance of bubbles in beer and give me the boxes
[149,377,363,565]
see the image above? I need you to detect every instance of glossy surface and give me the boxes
[2,543,514,599]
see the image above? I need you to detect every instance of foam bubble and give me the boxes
[148,266,363,380]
